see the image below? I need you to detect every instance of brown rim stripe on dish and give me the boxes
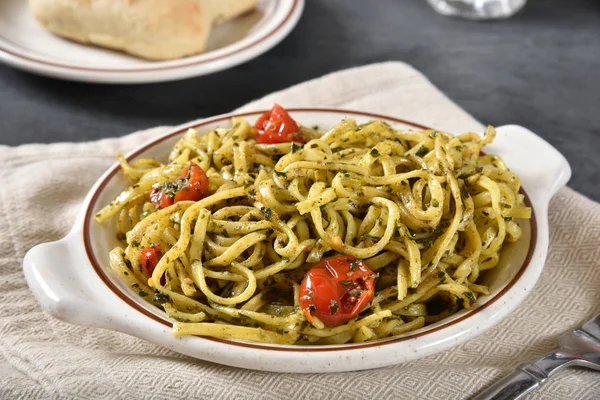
[0,0,297,73]
[83,109,537,352]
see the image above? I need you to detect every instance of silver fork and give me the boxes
[473,312,600,400]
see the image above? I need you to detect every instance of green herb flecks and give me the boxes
[437,271,446,283]
[348,258,362,272]
[329,299,339,315]
[415,147,429,158]
[460,184,470,198]
[153,290,171,304]
[464,291,476,304]
[263,207,273,220]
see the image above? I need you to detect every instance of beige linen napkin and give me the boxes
[2,62,599,399]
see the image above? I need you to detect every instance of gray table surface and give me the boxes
[0,0,598,201]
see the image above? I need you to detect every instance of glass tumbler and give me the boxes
[427,0,527,19]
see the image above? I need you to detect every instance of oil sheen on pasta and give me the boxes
[95,113,531,345]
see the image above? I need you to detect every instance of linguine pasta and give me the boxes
[95,114,530,345]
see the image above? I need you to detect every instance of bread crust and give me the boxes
[28,0,257,60]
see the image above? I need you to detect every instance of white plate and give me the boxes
[23,109,571,373]
[0,0,303,84]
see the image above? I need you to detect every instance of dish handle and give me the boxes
[491,125,571,203]
[23,236,116,329]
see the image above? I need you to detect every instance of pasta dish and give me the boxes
[95,105,531,345]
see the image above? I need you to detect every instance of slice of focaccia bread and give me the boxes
[28,0,257,61]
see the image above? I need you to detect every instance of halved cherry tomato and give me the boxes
[140,246,162,277]
[254,104,305,144]
[150,164,209,209]
[299,255,376,326]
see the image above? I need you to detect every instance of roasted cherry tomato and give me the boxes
[173,164,209,202]
[150,187,174,209]
[299,256,376,326]
[254,104,305,144]
[140,246,162,277]
[150,164,209,209]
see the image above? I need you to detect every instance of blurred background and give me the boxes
[0,0,598,201]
